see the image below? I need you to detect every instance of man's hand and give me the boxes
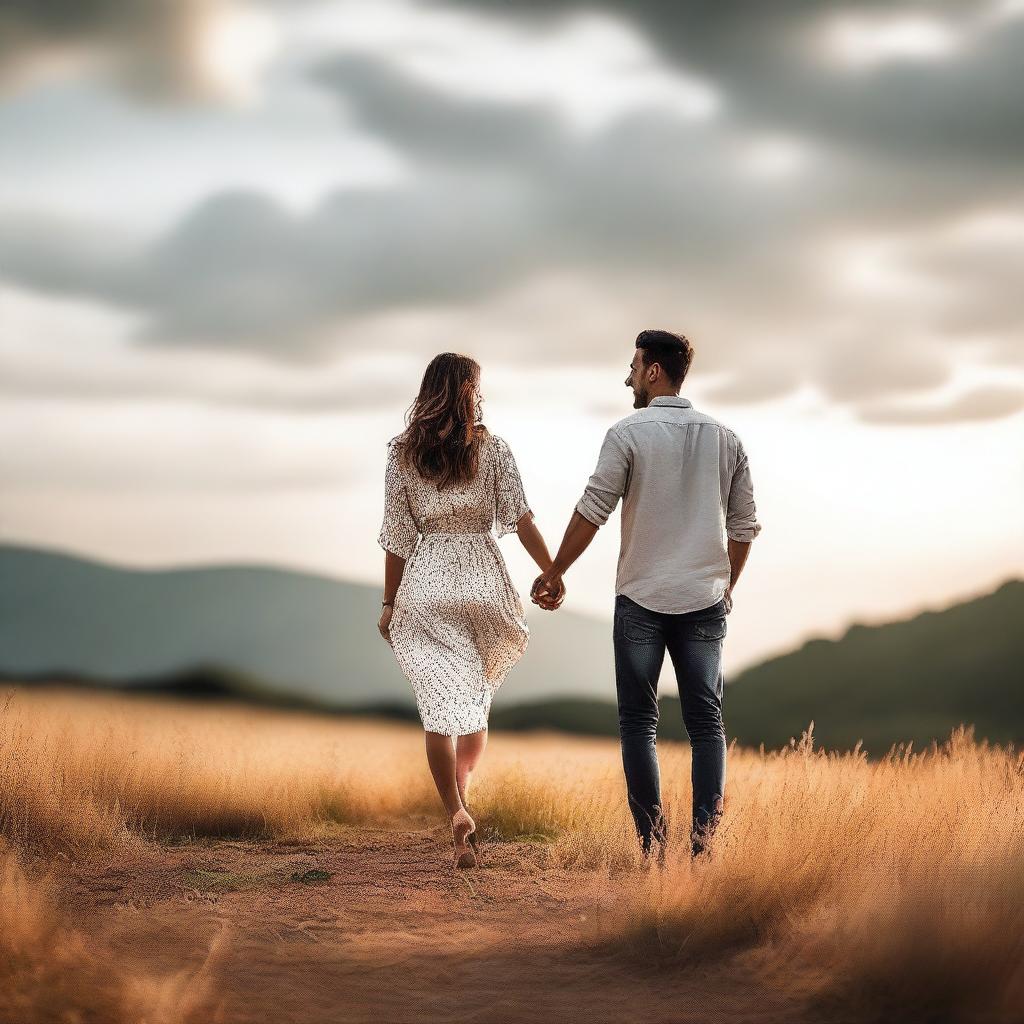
[531,571,565,611]
[723,586,733,615]
[378,605,394,644]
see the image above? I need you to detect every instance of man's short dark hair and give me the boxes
[635,329,694,388]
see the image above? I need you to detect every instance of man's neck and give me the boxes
[644,390,680,405]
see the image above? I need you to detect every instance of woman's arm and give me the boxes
[515,512,565,609]
[514,510,553,572]
[378,550,406,644]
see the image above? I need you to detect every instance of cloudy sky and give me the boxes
[1,0,1022,675]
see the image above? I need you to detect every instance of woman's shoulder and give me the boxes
[484,429,509,453]
[385,434,410,469]
[483,432,515,469]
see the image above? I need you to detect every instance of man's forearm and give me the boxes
[727,538,751,590]
[549,511,600,577]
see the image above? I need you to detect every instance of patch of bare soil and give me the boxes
[53,822,808,1024]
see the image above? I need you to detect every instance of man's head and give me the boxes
[626,330,694,408]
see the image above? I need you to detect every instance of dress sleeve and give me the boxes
[377,441,419,560]
[493,435,532,538]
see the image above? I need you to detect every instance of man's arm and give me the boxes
[724,538,751,610]
[531,511,599,605]
[551,511,600,576]
[723,435,761,611]
[532,428,629,607]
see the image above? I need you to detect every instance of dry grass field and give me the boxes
[2,684,1022,1024]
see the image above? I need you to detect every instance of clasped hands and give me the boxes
[530,569,566,612]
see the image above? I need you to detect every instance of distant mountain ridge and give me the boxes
[495,579,1024,754]
[2,543,1019,754]
[722,577,1023,753]
[0,542,616,707]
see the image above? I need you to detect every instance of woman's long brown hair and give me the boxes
[396,353,488,489]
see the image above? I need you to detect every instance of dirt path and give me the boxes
[55,822,808,1024]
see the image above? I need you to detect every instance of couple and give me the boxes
[377,330,761,870]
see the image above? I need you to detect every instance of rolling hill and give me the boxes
[720,577,1023,753]
[0,542,615,708]
[496,580,1024,755]
[2,543,1019,755]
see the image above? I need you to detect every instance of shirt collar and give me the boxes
[648,395,692,408]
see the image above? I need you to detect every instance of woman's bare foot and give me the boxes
[451,807,476,869]
[461,801,480,856]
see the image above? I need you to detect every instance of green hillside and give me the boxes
[721,578,1023,754]
[2,542,1018,757]
[0,542,615,707]
[493,579,1024,756]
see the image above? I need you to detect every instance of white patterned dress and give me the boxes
[377,431,531,736]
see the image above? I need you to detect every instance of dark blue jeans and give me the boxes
[613,593,728,858]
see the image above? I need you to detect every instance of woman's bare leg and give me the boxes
[455,727,488,807]
[425,730,477,867]
[424,731,464,817]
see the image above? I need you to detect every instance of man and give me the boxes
[532,329,761,860]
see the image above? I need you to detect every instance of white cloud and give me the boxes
[734,134,815,182]
[192,3,281,106]
[815,1,1024,73]
[820,12,962,70]
[287,1,720,133]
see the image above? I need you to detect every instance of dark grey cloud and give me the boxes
[0,0,1021,425]
[457,1,1024,162]
[0,54,868,351]
[0,175,543,351]
[858,385,1024,424]
[702,367,802,405]
[309,53,566,168]
[817,341,952,403]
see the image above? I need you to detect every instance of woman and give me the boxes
[377,353,563,870]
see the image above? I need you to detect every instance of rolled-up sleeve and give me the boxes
[377,441,419,559]
[576,428,630,527]
[726,438,762,542]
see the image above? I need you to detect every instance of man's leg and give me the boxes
[612,595,668,856]
[665,603,728,857]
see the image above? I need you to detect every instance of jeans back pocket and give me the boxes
[693,616,727,642]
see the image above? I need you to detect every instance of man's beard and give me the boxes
[633,386,648,408]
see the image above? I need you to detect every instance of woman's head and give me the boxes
[399,353,487,489]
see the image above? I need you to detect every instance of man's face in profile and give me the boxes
[625,350,649,409]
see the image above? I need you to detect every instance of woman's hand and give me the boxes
[378,605,394,644]
[531,570,565,610]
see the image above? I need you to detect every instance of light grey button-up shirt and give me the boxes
[575,395,761,615]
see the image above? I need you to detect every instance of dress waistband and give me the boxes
[419,528,492,537]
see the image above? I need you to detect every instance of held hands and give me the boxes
[530,570,566,611]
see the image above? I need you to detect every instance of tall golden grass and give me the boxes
[0,840,229,1023]
[585,725,1024,1019]
[2,685,1023,1021]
